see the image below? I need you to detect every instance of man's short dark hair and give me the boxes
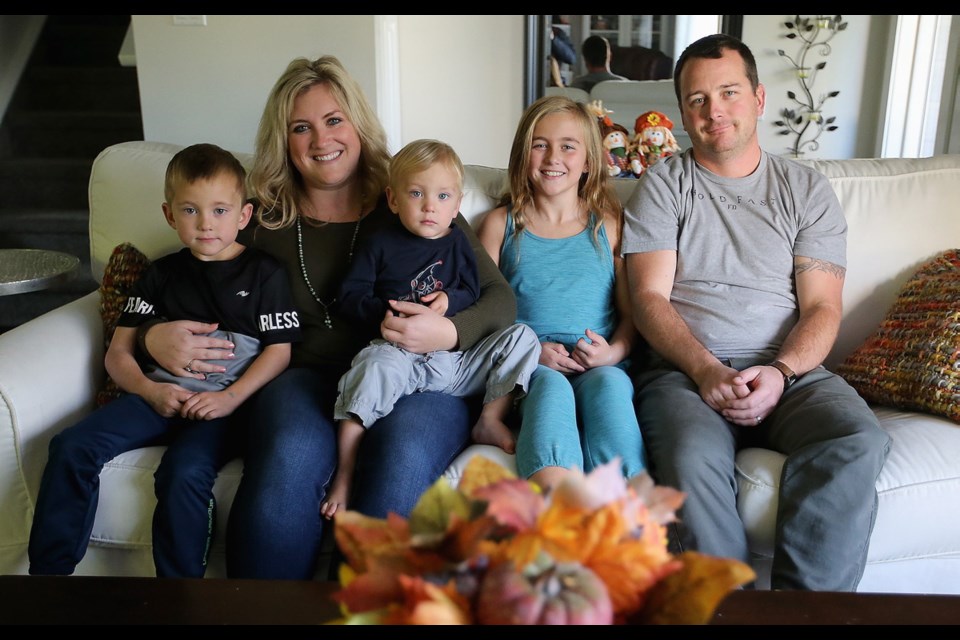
[582,35,610,68]
[673,33,759,103]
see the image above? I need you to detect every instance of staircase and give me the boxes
[0,15,143,333]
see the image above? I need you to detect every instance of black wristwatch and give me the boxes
[768,360,797,389]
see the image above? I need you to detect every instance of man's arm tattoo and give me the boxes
[795,257,846,279]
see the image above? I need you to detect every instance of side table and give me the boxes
[0,249,80,296]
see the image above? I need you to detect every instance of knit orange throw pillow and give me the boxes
[96,242,151,406]
[838,249,960,422]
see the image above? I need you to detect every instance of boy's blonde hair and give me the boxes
[389,139,464,196]
[502,95,621,246]
[250,55,391,229]
[165,143,247,204]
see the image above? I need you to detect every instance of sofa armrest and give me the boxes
[0,291,104,543]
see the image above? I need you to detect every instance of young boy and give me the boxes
[321,139,540,519]
[28,143,300,578]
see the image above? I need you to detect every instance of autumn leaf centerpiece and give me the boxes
[330,456,755,625]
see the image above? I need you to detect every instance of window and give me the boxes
[881,15,952,158]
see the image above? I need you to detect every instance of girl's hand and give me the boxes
[539,341,586,374]
[571,328,617,369]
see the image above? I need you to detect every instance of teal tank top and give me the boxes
[500,208,617,349]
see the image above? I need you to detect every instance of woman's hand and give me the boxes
[143,320,235,380]
[381,300,458,353]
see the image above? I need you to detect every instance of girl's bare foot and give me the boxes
[471,414,517,453]
[529,465,570,492]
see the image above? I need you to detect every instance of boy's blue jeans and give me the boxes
[28,393,238,577]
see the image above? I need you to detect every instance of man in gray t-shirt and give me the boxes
[622,34,891,592]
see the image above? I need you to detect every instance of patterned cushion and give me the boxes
[96,242,151,406]
[838,249,960,422]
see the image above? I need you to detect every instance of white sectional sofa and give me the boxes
[1,141,959,593]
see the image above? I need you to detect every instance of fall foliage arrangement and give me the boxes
[329,456,755,625]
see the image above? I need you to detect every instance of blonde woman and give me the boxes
[139,56,516,579]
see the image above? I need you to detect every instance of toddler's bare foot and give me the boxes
[320,500,339,520]
[471,415,516,454]
[321,478,350,520]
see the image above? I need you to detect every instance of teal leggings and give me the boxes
[515,364,646,479]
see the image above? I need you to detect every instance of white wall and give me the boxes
[132,15,378,156]
[131,15,524,167]
[128,15,902,164]
[745,14,888,159]
[396,15,524,166]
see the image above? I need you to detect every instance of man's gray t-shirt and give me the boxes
[621,149,846,361]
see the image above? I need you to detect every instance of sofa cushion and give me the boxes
[799,156,960,371]
[93,448,244,546]
[443,443,518,487]
[96,242,151,406]
[734,406,960,585]
[87,446,243,576]
[459,164,507,228]
[838,249,960,422]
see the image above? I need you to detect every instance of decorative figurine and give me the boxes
[632,110,681,175]
[586,100,639,178]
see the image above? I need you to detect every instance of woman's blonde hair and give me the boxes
[250,55,391,229]
[502,95,621,246]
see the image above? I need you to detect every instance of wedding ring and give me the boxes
[185,359,196,373]
[755,416,762,425]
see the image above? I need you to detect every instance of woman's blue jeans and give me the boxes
[225,366,472,579]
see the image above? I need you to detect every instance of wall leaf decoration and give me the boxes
[774,15,846,157]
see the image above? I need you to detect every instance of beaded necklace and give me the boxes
[296,214,361,329]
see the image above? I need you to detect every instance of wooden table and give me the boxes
[0,576,340,625]
[711,589,960,625]
[0,248,79,296]
[1,575,958,625]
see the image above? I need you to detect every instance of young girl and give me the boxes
[477,95,646,490]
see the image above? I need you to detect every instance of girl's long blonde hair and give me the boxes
[250,55,391,229]
[502,95,622,246]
